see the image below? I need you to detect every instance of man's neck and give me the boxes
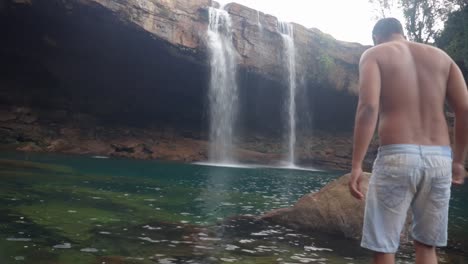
[386,34,406,42]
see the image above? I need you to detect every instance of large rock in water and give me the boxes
[262,173,371,239]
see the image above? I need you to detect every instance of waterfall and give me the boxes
[256,10,262,29]
[278,22,297,166]
[207,7,239,163]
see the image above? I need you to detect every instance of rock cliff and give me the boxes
[0,0,372,169]
[83,0,366,90]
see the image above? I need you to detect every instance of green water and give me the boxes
[0,152,467,263]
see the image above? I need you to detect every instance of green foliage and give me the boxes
[312,32,337,83]
[317,53,335,74]
[435,6,468,75]
[369,0,466,43]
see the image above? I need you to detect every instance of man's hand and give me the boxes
[452,162,467,185]
[349,168,365,200]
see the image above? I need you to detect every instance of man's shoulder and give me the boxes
[361,41,451,62]
[411,41,448,54]
[359,44,391,63]
[361,42,400,58]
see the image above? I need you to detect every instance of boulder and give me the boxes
[18,114,38,124]
[46,139,70,152]
[0,110,17,122]
[262,173,370,239]
[261,172,417,242]
[17,142,43,152]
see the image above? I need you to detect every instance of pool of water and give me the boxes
[0,152,467,263]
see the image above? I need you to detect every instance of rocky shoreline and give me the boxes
[2,106,465,173]
[0,106,380,171]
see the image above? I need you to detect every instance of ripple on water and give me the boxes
[304,245,333,252]
[143,225,161,230]
[291,255,327,263]
[80,248,99,253]
[199,237,221,241]
[251,229,282,236]
[158,258,176,264]
[138,237,160,243]
[6,238,31,242]
[53,243,72,249]
[241,249,256,254]
[225,244,239,251]
[220,258,237,262]
[194,245,214,250]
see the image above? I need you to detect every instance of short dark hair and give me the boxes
[372,18,404,39]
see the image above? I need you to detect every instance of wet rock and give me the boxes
[0,127,17,144]
[262,173,370,239]
[13,106,32,114]
[18,114,38,124]
[40,109,68,122]
[111,143,135,153]
[17,142,42,152]
[72,113,96,126]
[262,173,413,241]
[0,110,17,122]
[46,139,70,152]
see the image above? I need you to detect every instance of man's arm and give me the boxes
[447,61,468,185]
[349,49,381,200]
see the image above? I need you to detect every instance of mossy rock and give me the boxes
[0,159,75,174]
[16,202,122,242]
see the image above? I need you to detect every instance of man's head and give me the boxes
[372,18,405,45]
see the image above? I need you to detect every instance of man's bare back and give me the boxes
[370,40,452,146]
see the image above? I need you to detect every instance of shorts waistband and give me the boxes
[378,144,452,158]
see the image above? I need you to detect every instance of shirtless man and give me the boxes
[349,18,468,264]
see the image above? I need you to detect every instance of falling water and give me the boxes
[256,10,262,29]
[278,22,297,166]
[207,7,239,163]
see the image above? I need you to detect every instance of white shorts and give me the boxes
[361,144,452,253]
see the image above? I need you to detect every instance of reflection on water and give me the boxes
[0,152,467,263]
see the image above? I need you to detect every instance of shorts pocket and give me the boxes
[430,172,451,209]
[373,167,410,210]
[377,183,408,209]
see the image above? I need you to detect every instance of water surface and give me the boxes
[0,152,467,263]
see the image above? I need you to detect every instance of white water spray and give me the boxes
[278,22,297,166]
[256,10,262,29]
[207,7,239,163]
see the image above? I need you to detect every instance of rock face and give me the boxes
[85,0,366,91]
[262,173,371,239]
[0,106,367,169]
[0,0,366,135]
[0,0,464,171]
[0,0,373,168]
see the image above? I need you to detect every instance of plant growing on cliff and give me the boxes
[312,33,337,83]
[317,52,335,78]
